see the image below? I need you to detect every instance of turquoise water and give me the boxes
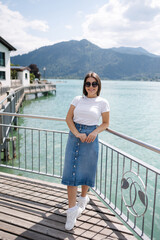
[20,79,160,167]
[1,79,160,239]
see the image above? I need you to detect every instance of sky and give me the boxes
[1,0,160,56]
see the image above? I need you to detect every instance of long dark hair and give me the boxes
[83,72,101,96]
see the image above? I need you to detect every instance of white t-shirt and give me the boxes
[71,95,110,126]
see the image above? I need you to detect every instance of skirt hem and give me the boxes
[61,180,94,188]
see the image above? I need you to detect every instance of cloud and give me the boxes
[124,1,160,22]
[29,20,49,32]
[65,25,72,30]
[82,0,160,54]
[0,1,52,55]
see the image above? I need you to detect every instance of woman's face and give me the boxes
[85,77,98,98]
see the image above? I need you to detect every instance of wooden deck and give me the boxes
[0,172,137,240]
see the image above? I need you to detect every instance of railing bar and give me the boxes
[32,130,33,171]
[39,130,40,172]
[53,132,55,175]
[121,155,126,214]
[106,129,160,154]
[137,163,140,175]
[151,173,158,240]
[127,210,129,222]
[1,112,160,155]
[142,168,148,237]
[25,129,26,170]
[100,144,103,194]
[60,133,62,176]
[115,152,119,208]
[130,158,132,171]
[128,158,132,221]
[109,149,113,203]
[0,123,68,135]
[5,126,8,166]
[0,164,61,179]
[104,146,108,199]
[134,216,136,229]
[0,112,65,122]
[11,126,13,167]
[18,128,20,168]
[46,132,47,174]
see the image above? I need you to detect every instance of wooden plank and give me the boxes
[0,230,27,240]
[0,196,135,239]
[0,221,57,240]
[0,172,137,239]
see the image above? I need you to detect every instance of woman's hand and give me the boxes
[76,133,87,143]
[85,131,98,143]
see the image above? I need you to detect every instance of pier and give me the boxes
[0,84,56,158]
[0,172,136,240]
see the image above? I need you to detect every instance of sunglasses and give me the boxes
[85,81,98,88]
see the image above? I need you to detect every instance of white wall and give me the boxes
[17,69,30,86]
[0,43,11,87]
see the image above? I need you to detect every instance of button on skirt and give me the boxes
[61,123,99,187]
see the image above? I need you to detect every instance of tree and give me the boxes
[28,64,41,79]
[10,63,19,79]
[11,69,18,79]
[30,73,35,83]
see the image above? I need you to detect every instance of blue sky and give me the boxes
[1,0,160,56]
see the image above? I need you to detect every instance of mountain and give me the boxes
[111,46,157,57]
[11,39,160,80]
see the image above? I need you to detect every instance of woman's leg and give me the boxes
[81,185,89,197]
[77,185,90,211]
[67,186,77,208]
[65,185,82,231]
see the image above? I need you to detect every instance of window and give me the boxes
[25,73,28,79]
[0,71,6,80]
[0,52,5,66]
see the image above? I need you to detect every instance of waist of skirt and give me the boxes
[74,122,97,130]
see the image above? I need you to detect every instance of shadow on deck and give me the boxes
[0,172,137,240]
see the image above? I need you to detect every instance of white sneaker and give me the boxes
[65,206,82,231]
[77,195,90,212]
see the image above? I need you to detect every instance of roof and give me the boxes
[0,36,16,51]
[11,66,31,71]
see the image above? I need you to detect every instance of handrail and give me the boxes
[0,112,160,154]
[0,84,56,105]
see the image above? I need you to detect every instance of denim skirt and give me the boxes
[61,123,99,187]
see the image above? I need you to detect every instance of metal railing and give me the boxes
[0,112,160,240]
[24,84,56,93]
[0,86,10,96]
[0,84,56,142]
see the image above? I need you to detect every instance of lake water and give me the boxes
[1,79,160,239]
[20,79,160,168]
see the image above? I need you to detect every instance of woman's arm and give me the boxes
[66,105,87,142]
[85,111,110,143]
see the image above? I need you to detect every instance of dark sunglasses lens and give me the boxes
[85,82,98,87]
[85,82,91,87]
[92,82,98,87]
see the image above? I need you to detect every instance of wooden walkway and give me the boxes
[0,172,137,240]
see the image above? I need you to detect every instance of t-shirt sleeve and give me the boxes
[101,99,110,113]
[71,96,81,107]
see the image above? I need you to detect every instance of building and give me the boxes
[0,36,16,87]
[11,66,31,87]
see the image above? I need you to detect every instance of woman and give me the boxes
[62,72,110,230]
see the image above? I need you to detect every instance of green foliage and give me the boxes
[10,63,20,66]
[30,73,35,83]
[29,64,40,79]
[11,69,18,79]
